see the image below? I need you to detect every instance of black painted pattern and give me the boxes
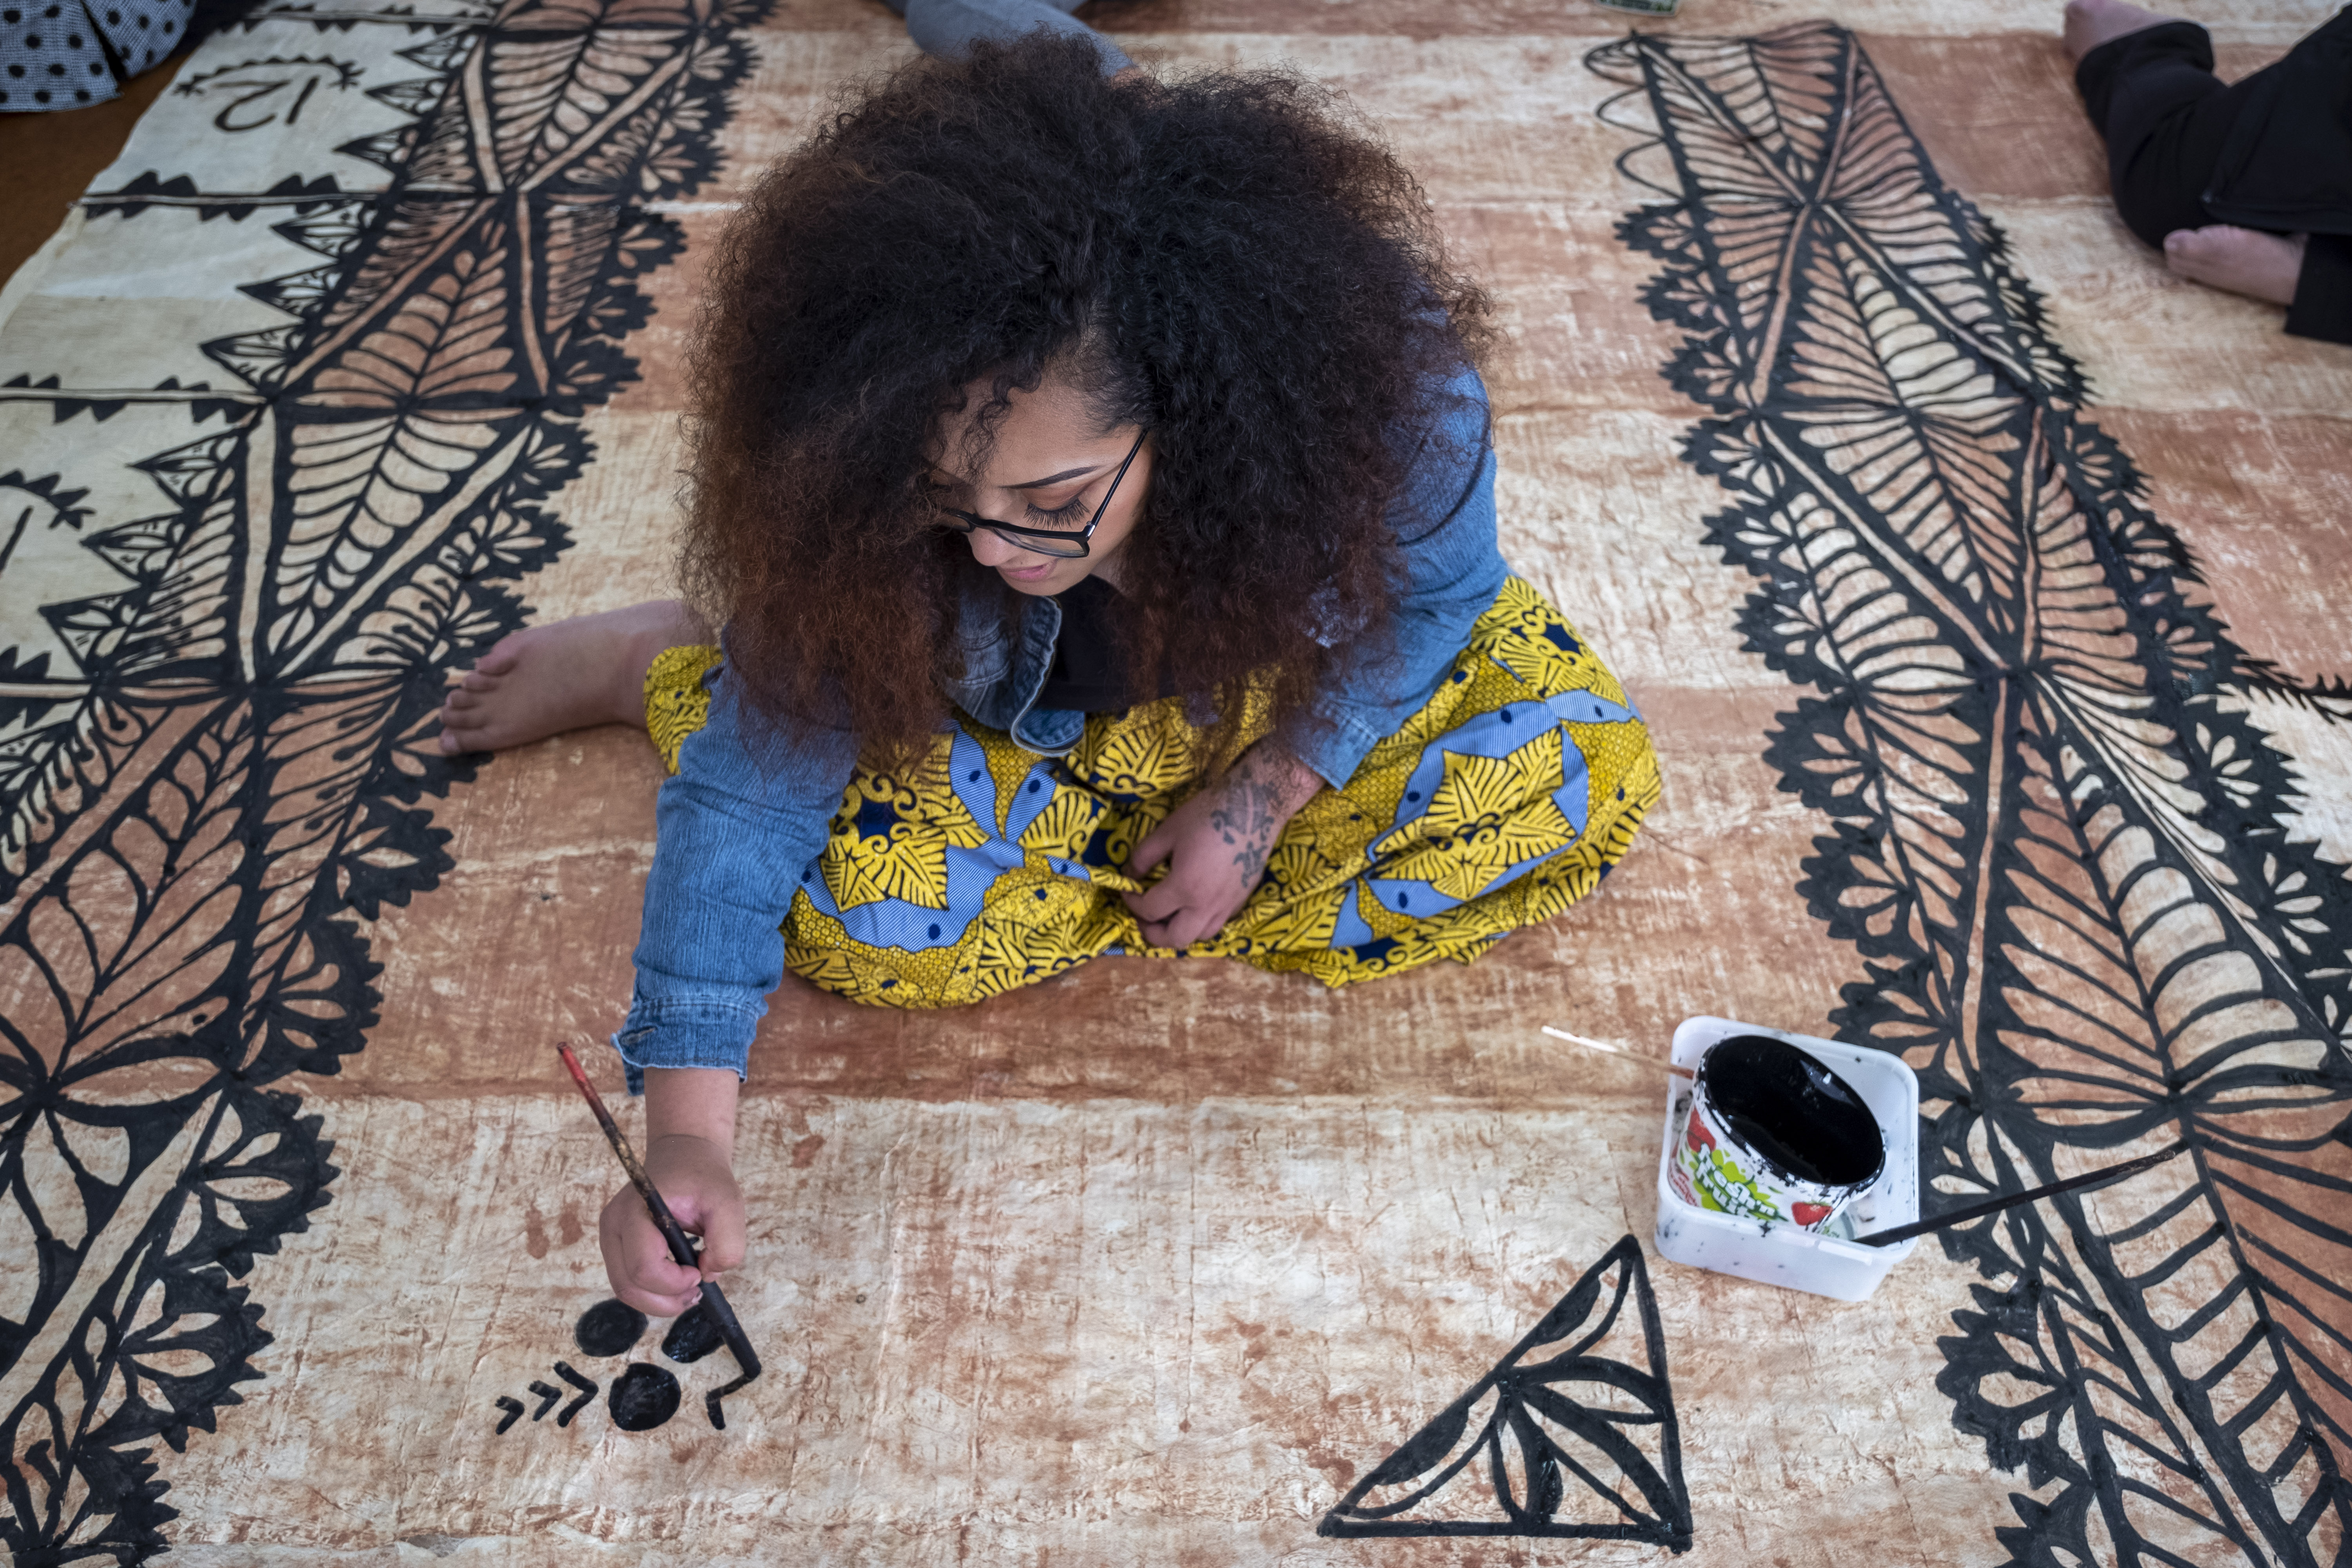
[1319,1235,1691,1546]
[0,0,766,1557]
[1590,24,2352,1566]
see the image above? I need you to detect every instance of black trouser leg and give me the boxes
[2287,234,2352,343]
[2074,20,2271,248]
[2073,20,2348,344]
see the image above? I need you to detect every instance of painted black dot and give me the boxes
[967,769,980,781]
[33,86,49,100]
[133,13,144,23]
[64,29,77,42]
[1033,887,1047,900]
[87,59,102,71]
[72,84,86,96]
[4,63,18,75]
[105,7,116,18]
[574,1298,648,1358]
[1499,707,1514,722]
[926,923,940,940]
[1,11,17,21]
[661,1301,727,1364]
[40,2,56,13]
[607,1363,681,1431]
[1406,790,1421,802]
[0,89,8,100]
[25,33,41,45]
[159,17,170,29]
[1025,779,1040,793]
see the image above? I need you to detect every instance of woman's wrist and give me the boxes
[1239,740,1325,819]
[642,1066,741,1161]
[1202,742,1323,885]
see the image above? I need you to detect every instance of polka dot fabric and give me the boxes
[0,0,192,109]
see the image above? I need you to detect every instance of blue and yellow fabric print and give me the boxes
[645,577,1660,1007]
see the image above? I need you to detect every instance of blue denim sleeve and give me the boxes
[611,661,859,1093]
[1292,366,1510,789]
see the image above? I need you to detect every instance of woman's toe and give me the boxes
[470,635,528,677]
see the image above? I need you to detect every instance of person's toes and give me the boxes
[470,634,528,677]
[2163,225,2301,305]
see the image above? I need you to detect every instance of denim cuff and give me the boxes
[611,996,764,1094]
[1292,704,1388,793]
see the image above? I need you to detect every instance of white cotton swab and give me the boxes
[1540,1024,1695,1080]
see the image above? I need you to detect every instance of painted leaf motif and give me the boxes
[1320,1235,1691,1547]
[0,0,767,1552]
[1591,23,2352,1566]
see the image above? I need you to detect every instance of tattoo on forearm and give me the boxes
[1209,760,1290,886]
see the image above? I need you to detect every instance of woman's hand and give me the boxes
[598,1067,744,1317]
[1123,741,1325,948]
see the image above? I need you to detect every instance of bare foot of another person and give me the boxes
[2163,225,2306,306]
[2063,0,2176,62]
[438,599,706,755]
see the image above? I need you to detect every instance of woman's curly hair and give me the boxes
[684,31,1493,766]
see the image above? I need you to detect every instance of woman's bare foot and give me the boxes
[2063,0,2176,62]
[438,600,707,755]
[2163,225,2306,306]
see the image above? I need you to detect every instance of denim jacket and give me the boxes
[613,367,1508,1089]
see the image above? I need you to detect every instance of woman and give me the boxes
[441,35,1661,1315]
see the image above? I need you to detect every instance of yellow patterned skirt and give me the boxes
[645,577,1660,1007]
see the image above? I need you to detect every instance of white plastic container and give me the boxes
[1652,1016,1920,1302]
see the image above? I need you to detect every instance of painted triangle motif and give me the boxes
[1318,1234,1693,1549]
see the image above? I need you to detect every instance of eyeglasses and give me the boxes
[927,426,1149,559]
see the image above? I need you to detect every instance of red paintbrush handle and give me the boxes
[556,1043,699,1270]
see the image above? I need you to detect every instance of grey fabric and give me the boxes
[877,0,1131,75]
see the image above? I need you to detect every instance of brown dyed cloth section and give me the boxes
[1,0,2347,1562]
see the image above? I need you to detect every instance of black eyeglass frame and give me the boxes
[928,426,1150,559]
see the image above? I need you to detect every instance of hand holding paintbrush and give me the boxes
[560,1049,748,1319]
[559,1045,764,1427]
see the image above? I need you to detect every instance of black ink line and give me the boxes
[527,1382,561,1422]
[492,1397,524,1435]
[706,1370,756,1432]
[552,1362,597,1427]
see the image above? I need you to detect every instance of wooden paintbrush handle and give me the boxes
[557,1044,704,1270]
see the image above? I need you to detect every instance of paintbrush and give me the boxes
[557,1043,764,1429]
[1540,1025,1695,1080]
[1849,1139,2191,1247]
